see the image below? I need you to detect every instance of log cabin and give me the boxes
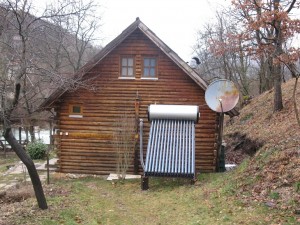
[40,18,238,176]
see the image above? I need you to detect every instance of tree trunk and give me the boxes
[25,127,29,143]
[4,128,48,209]
[273,65,283,112]
[293,77,300,126]
[29,125,36,142]
[273,0,284,112]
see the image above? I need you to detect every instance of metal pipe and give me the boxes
[171,120,177,174]
[184,121,188,174]
[192,123,195,176]
[147,120,155,173]
[158,120,166,173]
[139,119,145,170]
[166,120,171,174]
[182,121,186,174]
[150,120,159,173]
[178,120,182,173]
[154,120,162,173]
[188,121,192,174]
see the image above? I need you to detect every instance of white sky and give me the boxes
[35,0,230,61]
[99,0,230,61]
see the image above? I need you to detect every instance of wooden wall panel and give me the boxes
[55,29,219,175]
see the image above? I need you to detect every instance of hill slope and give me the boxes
[224,78,300,211]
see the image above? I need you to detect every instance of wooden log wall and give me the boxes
[54,29,219,175]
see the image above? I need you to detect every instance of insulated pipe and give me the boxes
[139,119,145,170]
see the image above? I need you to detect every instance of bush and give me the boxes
[26,140,47,160]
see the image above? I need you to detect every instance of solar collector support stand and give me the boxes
[140,105,199,190]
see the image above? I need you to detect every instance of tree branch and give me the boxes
[286,0,297,13]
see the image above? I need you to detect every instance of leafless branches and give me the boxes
[0,0,102,209]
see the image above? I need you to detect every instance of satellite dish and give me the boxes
[205,79,239,113]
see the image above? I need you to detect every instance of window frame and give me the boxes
[69,104,83,118]
[120,55,135,78]
[142,56,158,78]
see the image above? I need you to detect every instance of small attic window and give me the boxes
[69,104,83,118]
[142,57,157,78]
[120,56,135,78]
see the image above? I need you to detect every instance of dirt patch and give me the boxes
[0,184,35,225]
[0,182,71,225]
[224,131,264,164]
[44,183,71,197]
[0,184,34,204]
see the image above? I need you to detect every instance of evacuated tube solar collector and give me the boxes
[143,104,199,181]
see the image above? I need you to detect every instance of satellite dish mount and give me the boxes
[205,79,239,172]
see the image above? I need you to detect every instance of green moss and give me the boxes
[269,191,280,200]
[240,113,254,122]
[295,182,300,193]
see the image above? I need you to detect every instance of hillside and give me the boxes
[224,78,300,212]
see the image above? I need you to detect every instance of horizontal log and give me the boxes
[52,29,222,175]
[54,133,113,139]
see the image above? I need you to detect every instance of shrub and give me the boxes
[26,140,47,160]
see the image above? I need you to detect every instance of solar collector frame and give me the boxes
[144,105,199,179]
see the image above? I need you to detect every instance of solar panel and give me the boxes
[144,105,199,179]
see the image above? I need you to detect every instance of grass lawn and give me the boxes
[5,171,298,225]
[0,153,19,173]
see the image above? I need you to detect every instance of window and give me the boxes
[69,104,83,118]
[143,57,157,78]
[72,105,81,114]
[120,56,135,77]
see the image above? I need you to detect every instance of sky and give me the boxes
[35,0,230,62]
[99,0,230,61]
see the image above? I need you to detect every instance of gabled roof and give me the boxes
[82,17,208,89]
[40,17,238,117]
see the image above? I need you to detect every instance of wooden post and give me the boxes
[216,113,224,172]
[47,119,52,184]
[134,92,140,174]
[25,127,29,143]
[18,127,22,144]
[190,176,197,185]
[4,141,6,158]
[0,140,6,158]
[141,176,149,190]
[46,120,53,185]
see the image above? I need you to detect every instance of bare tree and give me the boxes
[113,114,135,180]
[193,11,255,98]
[42,0,101,73]
[0,0,101,209]
[225,0,300,112]
[195,1,300,112]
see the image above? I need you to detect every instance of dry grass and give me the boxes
[224,78,300,212]
[226,79,299,150]
[2,174,299,225]
[0,184,34,203]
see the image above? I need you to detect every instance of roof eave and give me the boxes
[137,22,208,90]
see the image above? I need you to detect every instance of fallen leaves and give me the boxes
[224,79,300,213]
